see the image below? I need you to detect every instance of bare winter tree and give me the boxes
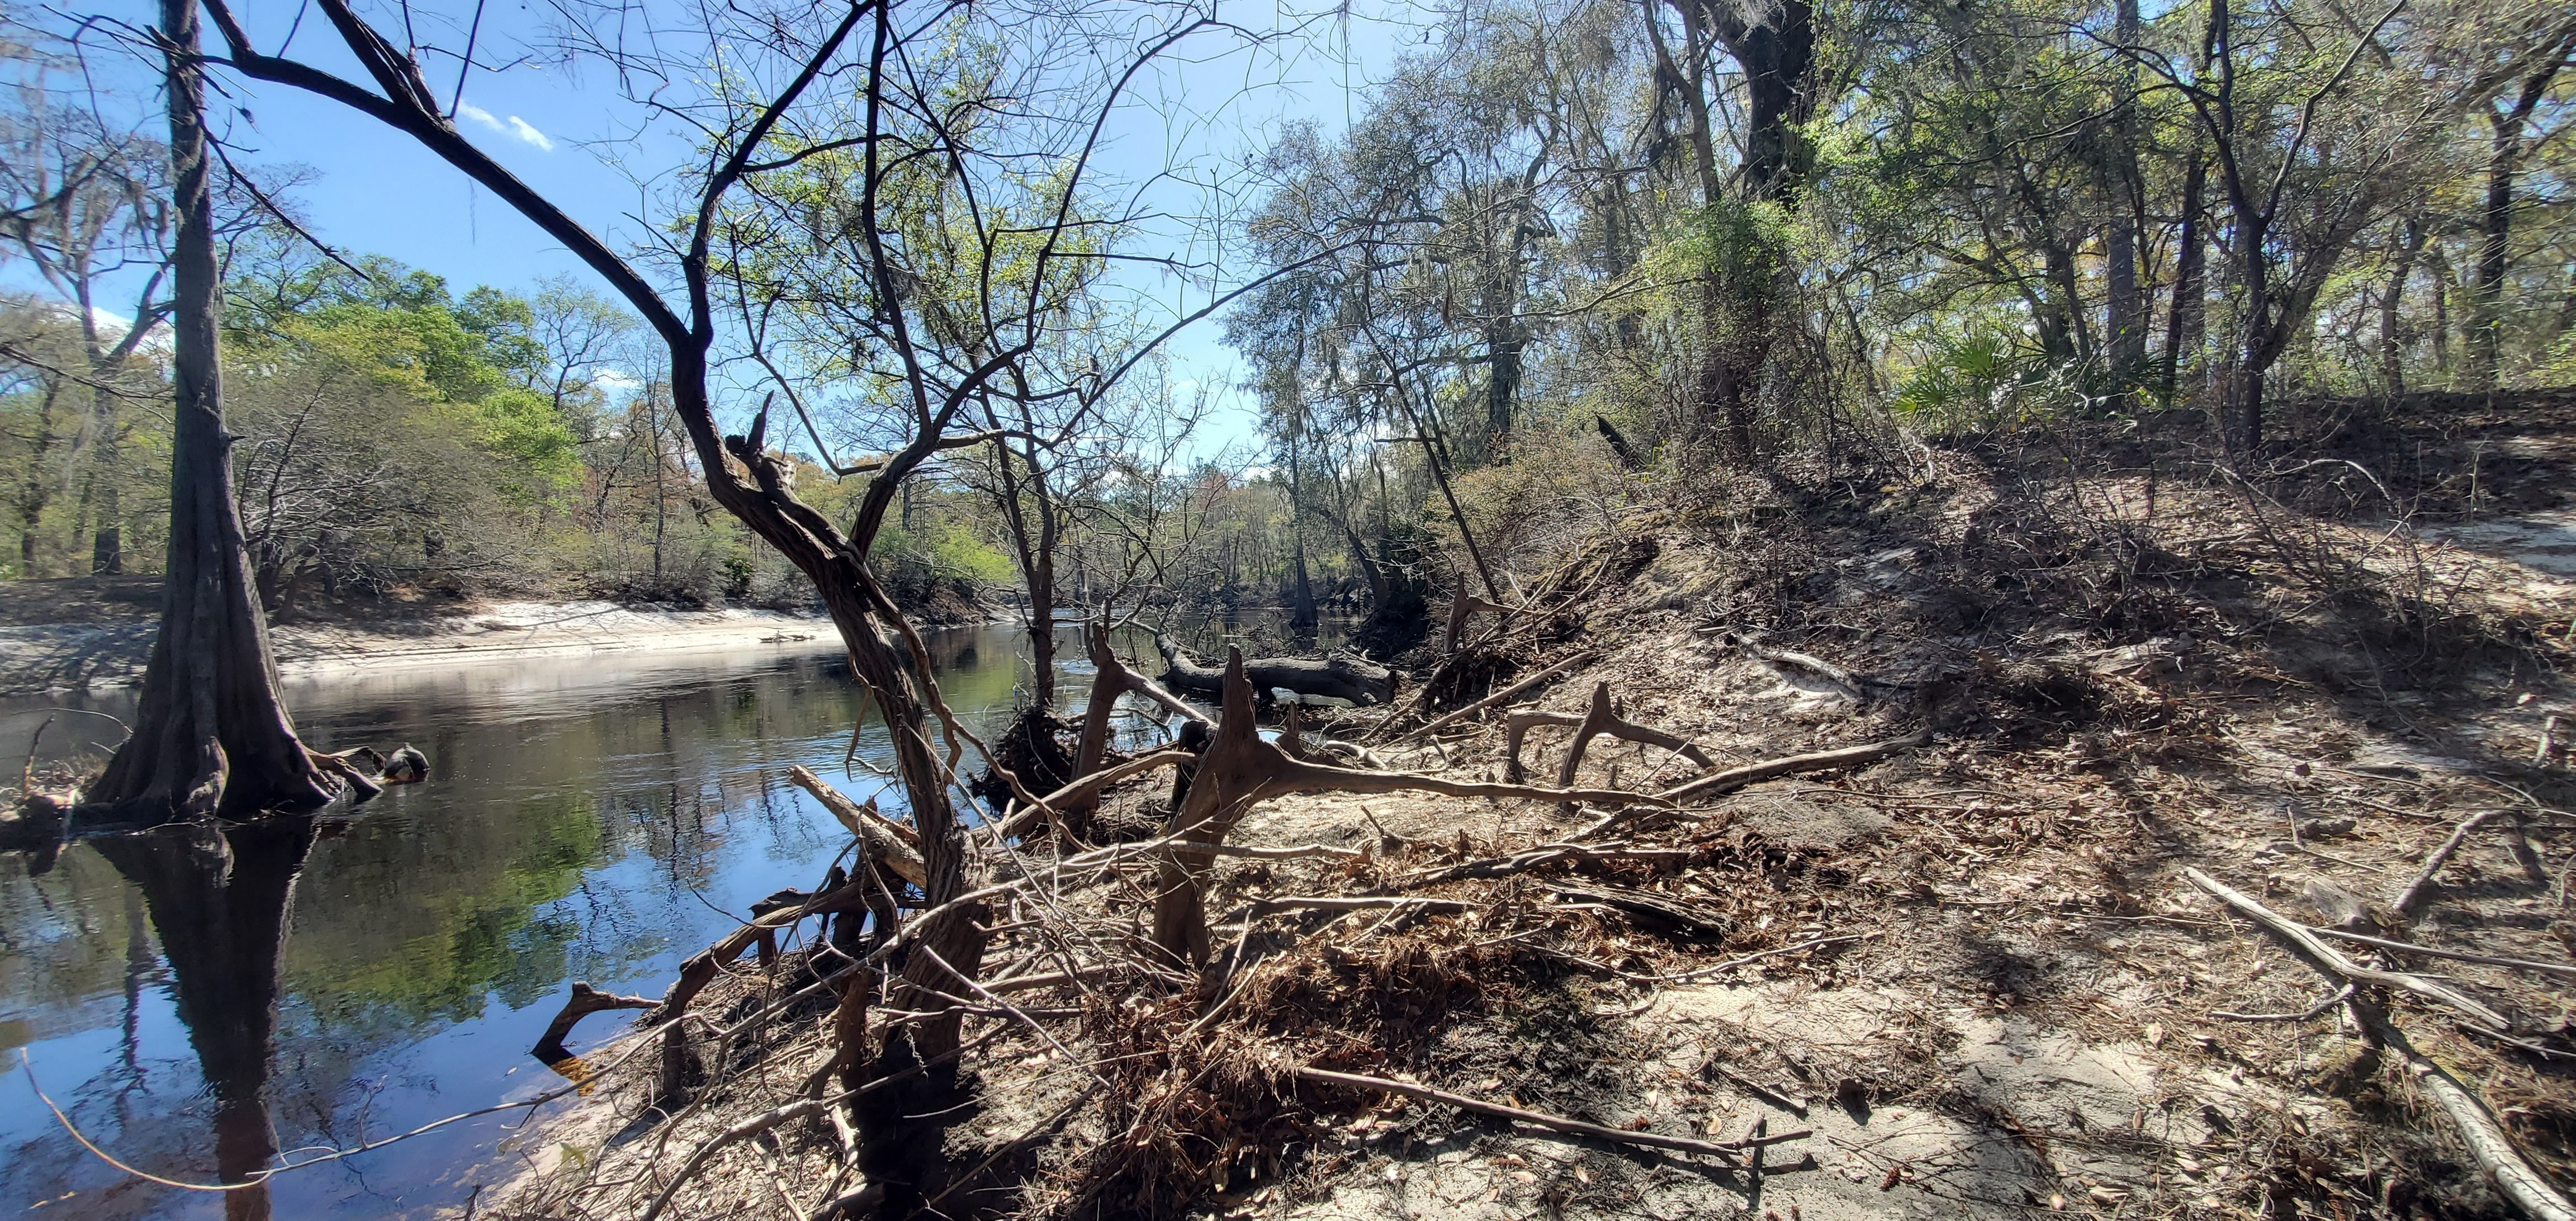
[177,4,1330,1206]
[0,28,174,574]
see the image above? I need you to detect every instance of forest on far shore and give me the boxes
[4,0,2574,632]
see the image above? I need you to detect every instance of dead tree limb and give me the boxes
[2305,927,2576,980]
[658,874,880,1020]
[1386,651,1597,744]
[1157,632,1395,706]
[1066,624,1210,837]
[1516,682,1715,787]
[1444,587,1514,654]
[1575,731,1933,840]
[532,982,656,1064]
[2186,869,2572,1221]
[787,765,927,885]
[2183,868,2508,1031]
[2393,810,2508,920]
[1294,1067,1806,1160]
[1152,649,1662,963]
[989,750,1195,841]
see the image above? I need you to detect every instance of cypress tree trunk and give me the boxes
[83,0,335,822]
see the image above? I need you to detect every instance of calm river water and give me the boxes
[0,617,1306,1220]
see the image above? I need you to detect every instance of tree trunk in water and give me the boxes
[1027,552,1057,707]
[85,0,334,822]
[94,816,317,1221]
[1157,632,1394,705]
[1285,428,1317,631]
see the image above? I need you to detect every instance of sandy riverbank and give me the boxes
[0,598,849,695]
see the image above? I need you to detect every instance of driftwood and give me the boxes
[1504,681,1715,785]
[532,982,656,1063]
[1151,649,1663,963]
[2187,869,2574,1221]
[1064,624,1211,838]
[1721,633,1905,704]
[306,748,383,801]
[786,765,927,886]
[990,749,1197,841]
[2179,868,2508,1029]
[1574,730,1932,840]
[1443,587,1514,654]
[1388,651,1597,744]
[1157,632,1394,706]
[2303,876,2378,931]
[1295,1067,1808,1161]
[2393,810,2507,919]
[2305,927,2576,980]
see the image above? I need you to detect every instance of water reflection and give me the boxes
[0,627,1041,1220]
[91,817,317,1221]
[0,613,1336,1219]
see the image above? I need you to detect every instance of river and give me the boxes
[0,616,1332,1220]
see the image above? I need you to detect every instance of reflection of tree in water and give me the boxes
[0,637,1043,1218]
[89,815,318,1221]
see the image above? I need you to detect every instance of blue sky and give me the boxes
[41,1,1434,463]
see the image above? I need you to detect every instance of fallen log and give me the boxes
[1158,632,1394,706]
[2186,869,2573,1221]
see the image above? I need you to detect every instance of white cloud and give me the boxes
[506,116,556,152]
[457,102,554,152]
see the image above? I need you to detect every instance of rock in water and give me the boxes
[382,745,429,784]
